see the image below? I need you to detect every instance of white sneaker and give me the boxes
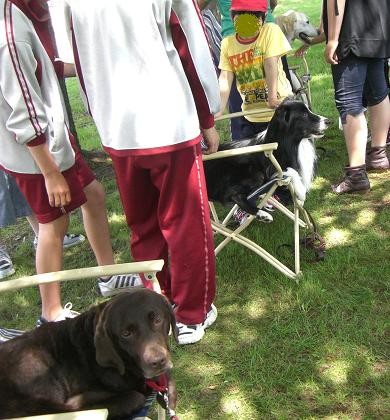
[177,304,218,345]
[0,247,15,279]
[256,209,273,223]
[33,233,85,250]
[0,327,24,343]
[203,304,218,329]
[97,274,143,297]
[36,302,80,327]
[176,322,205,345]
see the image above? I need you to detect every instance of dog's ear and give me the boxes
[275,101,291,126]
[170,308,179,343]
[94,304,125,375]
[162,295,179,343]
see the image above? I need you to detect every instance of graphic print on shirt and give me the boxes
[228,45,268,106]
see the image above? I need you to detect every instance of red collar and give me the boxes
[145,374,168,392]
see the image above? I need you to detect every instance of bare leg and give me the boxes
[369,97,390,148]
[26,214,39,236]
[343,113,368,167]
[81,180,115,266]
[36,214,69,321]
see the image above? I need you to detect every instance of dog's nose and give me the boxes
[150,355,168,369]
[316,29,320,35]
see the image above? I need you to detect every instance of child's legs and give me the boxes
[150,144,216,325]
[36,214,69,320]
[11,165,87,320]
[81,179,114,266]
[110,155,170,294]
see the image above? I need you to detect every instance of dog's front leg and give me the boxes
[285,167,307,204]
[67,390,145,418]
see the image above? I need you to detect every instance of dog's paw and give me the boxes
[109,391,146,418]
[284,167,300,181]
[285,167,306,202]
[256,209,273,223]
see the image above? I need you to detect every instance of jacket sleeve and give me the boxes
[171,0,220,129]
[0,42,47,146]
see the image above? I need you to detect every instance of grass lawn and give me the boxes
[1,0,389,418]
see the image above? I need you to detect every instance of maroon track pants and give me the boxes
[110,143,216,325]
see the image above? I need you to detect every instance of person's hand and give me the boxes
[324,40,339,65]
[44,171,71,207]
[295,44,310,58]
[267,96,281,109]
[214,110,223,119]
[201,126,220,155]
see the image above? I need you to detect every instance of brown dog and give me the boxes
[0,289,177,419]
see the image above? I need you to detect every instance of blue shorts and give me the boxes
[0,171,32,228]
[331,55,389,124]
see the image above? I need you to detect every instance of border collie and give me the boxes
[204,100,330,217]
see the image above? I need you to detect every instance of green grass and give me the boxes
[1,0,389,418]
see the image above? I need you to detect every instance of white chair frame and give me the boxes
[205,110,316,279]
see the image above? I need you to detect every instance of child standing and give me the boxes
[218,0,292,139]
[63,0,220,345]
[0,0,140,325]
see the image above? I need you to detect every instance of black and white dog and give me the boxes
[204,100,330,217]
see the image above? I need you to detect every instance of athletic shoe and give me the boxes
[176,322,205,345]
[202,304,218,329]
[0,327,24,343]
[33,233,85,250]
[232,208,250,226]
[256,209,273,223]
[36,302,80,327]
[0,247,15,279]
[97,274,143,297]
[177,304,218,345]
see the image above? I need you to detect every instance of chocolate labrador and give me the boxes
[0,289,177,419]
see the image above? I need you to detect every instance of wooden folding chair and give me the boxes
[0,260,167,420]
[205,110,319,279]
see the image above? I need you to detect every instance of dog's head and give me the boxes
[268,99,330,142]
[276,10,319,44]
[94,289,177,378]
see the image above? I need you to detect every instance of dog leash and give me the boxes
[146,376,179,420]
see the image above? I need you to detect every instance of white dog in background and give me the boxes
[275,10,319,46]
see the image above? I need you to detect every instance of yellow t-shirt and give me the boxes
[219,23,292,122]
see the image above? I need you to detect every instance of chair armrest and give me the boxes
[0,260,164,293]
[215,108,271,122]
[202,143,278,161]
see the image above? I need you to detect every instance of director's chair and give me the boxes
[205,109,323,279]
[0,260,171,420]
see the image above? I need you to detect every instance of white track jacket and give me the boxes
[64,0,220,154]
[0,0,75,174]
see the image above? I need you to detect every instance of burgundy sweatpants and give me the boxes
[110,143,216,325]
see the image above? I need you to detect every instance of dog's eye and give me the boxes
[149,311,162,325]
[121,328,134,338]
